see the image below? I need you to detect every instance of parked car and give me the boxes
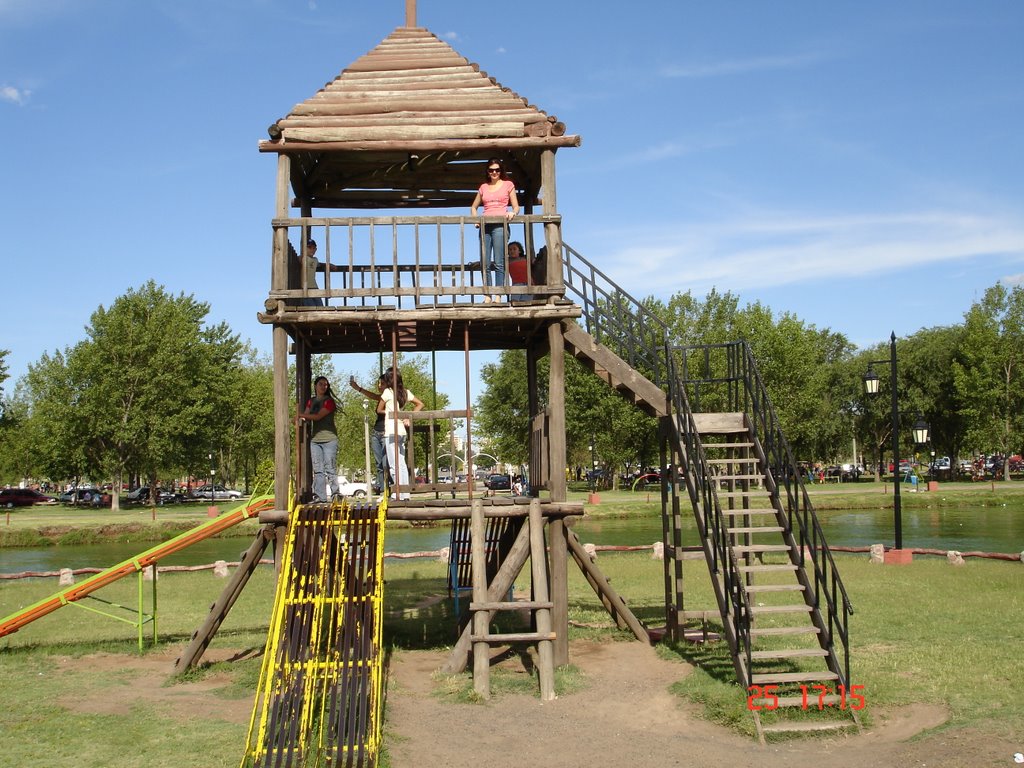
[126,486,186,504]
[485,473,511,491]
[0,488,58,508]
[60,488,112,507]
[190,484,243,500]
[333,476,368,498]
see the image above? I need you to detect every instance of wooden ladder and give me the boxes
[468,498,556,701]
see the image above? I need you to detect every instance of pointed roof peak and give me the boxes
[263,25,577,151]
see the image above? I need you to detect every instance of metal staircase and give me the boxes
[560,244,858,739]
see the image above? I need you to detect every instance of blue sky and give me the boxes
[2,0,1022,404]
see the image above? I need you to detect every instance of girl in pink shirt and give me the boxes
[470,157,520,302]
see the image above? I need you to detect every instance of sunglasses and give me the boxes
[487,167,501,173]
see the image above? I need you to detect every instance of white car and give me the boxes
[333,476,369,498]
[191,484,243,500]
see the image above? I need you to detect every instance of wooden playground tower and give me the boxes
[249,2,647,693]
[223,4,858,743]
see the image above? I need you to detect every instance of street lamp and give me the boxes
[588,438,597,493]
[208,450,215,504]
[863,332,930,553]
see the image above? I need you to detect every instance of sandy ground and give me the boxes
[58,642,1019,768]
[385,640,1019,768]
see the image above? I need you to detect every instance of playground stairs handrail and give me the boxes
[676,341,855,687]
[559,242,852,689]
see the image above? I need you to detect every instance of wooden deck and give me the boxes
[258,299,581,354]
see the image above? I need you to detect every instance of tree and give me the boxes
[475,350,657,487]
[953,283,1024,478]
[899,326,967,466]
[74,281,243,508]
[221,350,275,494]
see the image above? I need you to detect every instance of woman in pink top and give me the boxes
[470,157,520,302]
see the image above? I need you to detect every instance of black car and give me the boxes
[126,486,186,505]
[0,488,58,508]
[59,488,112,507]
[485,473,511,491]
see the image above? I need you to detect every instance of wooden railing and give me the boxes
[269,214,564,309]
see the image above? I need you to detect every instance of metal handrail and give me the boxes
[676,340,855,686]
[560,243,853,687]
[559,243,752,678]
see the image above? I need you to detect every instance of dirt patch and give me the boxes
[55,648,252,725]
[385,640,1018,768]
[51,643,1019,767]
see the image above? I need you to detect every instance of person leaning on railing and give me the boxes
[350,374,389,494]
[377,367,424,501]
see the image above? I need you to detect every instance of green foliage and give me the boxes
[952,283,1024,470]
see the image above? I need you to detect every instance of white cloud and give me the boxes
[441,31,459,41]
[1002,273,1024,287]
[1,85,29,105]
[660,51,829,79]
[597,210,1024,298]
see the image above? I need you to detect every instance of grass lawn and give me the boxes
[1,540,1021,767]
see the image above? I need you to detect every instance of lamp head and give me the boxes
[863,367,880,396]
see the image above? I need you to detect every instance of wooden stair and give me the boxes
[696,414,860,741]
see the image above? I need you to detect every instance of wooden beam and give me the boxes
[566,530,650,644]
[441,517,533,674]
[259,135,582,153]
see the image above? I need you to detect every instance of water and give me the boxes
[2,505,1021,574]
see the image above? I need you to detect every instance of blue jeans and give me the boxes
[310,438,338,501]
[371,429,388,493]
[482,223,506,290]
[386,434,410,500]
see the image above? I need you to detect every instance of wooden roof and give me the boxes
[259,26,580,210]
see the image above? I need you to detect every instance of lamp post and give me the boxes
[588,436,600,504]
[863,332,930,558]
[208,450,215,504]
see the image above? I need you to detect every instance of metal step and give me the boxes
[716,474,765,482]
[720,508,778,516]
[728,526,785,534]
[701,442,755,450]
[706,457,757,465]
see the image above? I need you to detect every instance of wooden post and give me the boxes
[273,326,290,521]
[272,152,291,524]
[470,498,490,698]
[540,149,562,299]
[529,500,556,700]
[547,322,567,501]
[549,516,569,666]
